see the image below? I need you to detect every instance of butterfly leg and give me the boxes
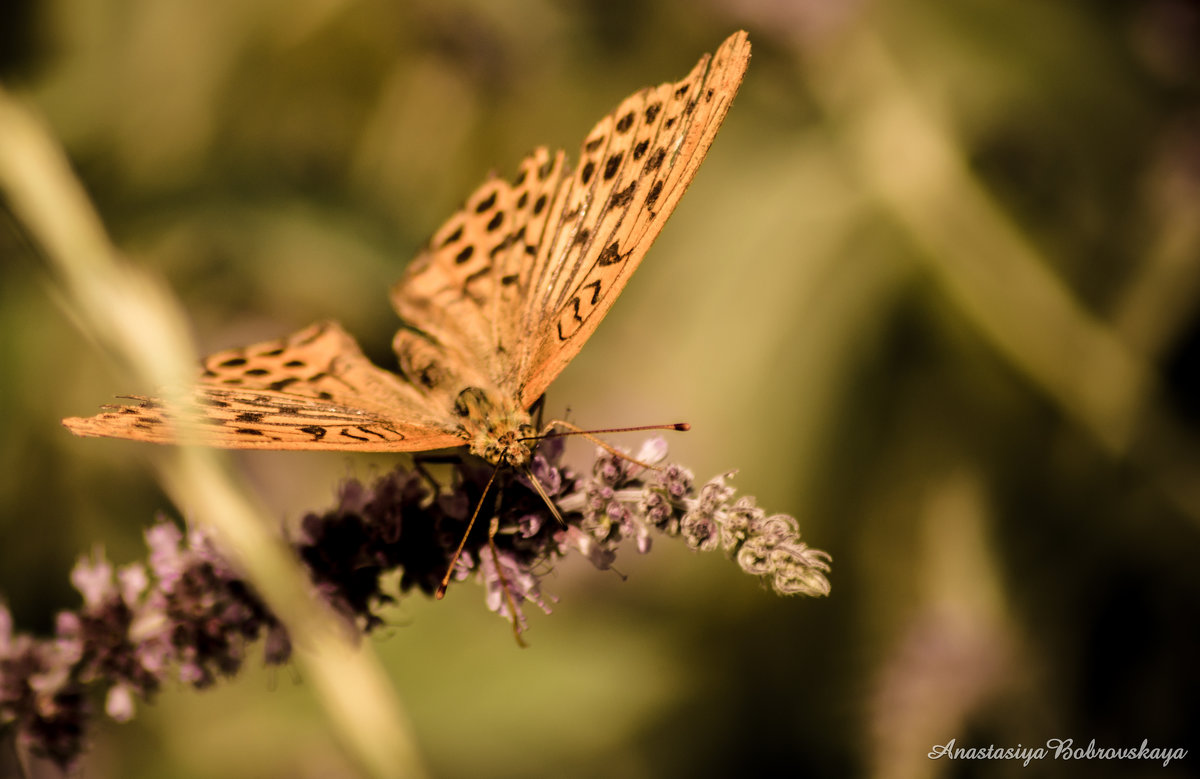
[486,509,528,648]
[528,393,547,431]
[411,458,444,495]
[433,468,528,647]
[412,452,468,494]
[520,464,566,526]
[436,464,500,599]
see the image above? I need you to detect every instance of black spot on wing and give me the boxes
[645,180,663,208]
[455,245,475,264]
[616,111,635,133]
[489,225,526,258]
[440,224,464,247]
[597,241,625,266]
[581,160,595,185]
[604,152,623,180]
[609,181,636,208]
[557,298,584,341]
[475,191,497,213]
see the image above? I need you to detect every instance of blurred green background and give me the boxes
[3,0,1200,777]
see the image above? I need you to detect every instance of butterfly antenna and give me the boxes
[522,465,566,526]
[436,463,501,600]
[523,421,690,471]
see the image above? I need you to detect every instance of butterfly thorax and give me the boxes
[453,387,535,467]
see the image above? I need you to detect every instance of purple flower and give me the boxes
[0,436,831,769]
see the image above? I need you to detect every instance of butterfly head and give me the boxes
[454,387,536,467]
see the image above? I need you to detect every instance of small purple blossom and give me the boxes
[0,437,830,770]
[1,523,288,770]
[0,611,88,769]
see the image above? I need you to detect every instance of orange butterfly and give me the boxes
[65,32,751,468]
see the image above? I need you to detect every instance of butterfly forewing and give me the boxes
[389,31,749,411]
[517,31,750,407]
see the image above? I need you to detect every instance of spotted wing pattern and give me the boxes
[520,31,751,407]
[390,146,571,405]
[63,322,463,451]
[65,32,751,450]
[391,31,751,410]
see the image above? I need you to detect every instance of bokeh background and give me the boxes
[3,1,1200,777]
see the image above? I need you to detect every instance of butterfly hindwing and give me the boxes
[390,147,570,400]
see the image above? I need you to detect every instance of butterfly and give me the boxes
[64,31,751,468]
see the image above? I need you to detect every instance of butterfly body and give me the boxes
[64,32,752,460]
[452,387,536,467]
